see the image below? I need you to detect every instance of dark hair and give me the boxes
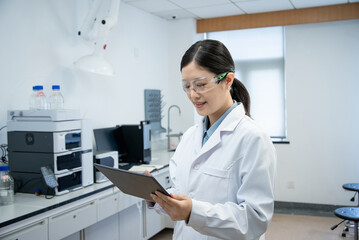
[180,39,251,117]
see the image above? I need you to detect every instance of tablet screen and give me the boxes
[94,164,170,201]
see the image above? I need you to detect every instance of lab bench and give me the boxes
[0,149,174,240]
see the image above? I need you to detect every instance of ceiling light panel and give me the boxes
[290,0,347,8]
[233,0,294,14]
[235,0,295,13]
[154,8,199,20]
[188,3,245,19]
[169,0,232,9]
[128,0,180,13]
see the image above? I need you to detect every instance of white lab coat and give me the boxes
[158,103,276,240]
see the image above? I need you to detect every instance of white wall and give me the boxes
[275,20,359,205]
[166,19,200,136]
[0,0,170,144]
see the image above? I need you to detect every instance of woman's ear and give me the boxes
[226,72,235,88]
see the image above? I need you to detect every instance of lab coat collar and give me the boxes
[194,103,246,159]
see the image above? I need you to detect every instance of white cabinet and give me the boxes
[0,219,48,240]
[61,231,81,240]
[83,192,121,240]
[144,204,163,239]
[143,200,174,239]
[1,164,172,240]
[85,213,120,240]
[118,192,141,212]
[119,203,143,240]
[143,169,173,239]
[48,201,97,240]
[97,192,120,222]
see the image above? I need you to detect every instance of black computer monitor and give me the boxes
[93,127,118,152]
[93,123,150,165]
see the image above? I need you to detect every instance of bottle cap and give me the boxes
[52,85,60,90]
[0,165,9,171]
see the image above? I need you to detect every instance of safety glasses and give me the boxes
[182,72,230,94]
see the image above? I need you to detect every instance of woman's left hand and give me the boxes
[150,191,192,221]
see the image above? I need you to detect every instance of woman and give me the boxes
[150,39,276,240]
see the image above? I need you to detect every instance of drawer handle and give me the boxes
[1,220,46,237]
[52,201,95,220]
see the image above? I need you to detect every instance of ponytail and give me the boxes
[231,78,251,117]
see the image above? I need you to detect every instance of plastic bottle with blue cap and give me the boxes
[35,85,48,110]
[49,85,64,110]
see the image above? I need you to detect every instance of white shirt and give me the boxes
[157,103,276,240]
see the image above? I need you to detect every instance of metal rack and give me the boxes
[144,89,166,134]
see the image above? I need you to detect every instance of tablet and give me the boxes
[94,163,170,201]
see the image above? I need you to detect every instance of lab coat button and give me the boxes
[194,164,199,170]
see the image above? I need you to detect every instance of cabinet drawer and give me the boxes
[97,193,119,222]
[118,192,141,212]
[49,201,96,240]
[0,219,48,240]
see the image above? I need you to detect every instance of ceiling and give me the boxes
[122,0,359,20]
